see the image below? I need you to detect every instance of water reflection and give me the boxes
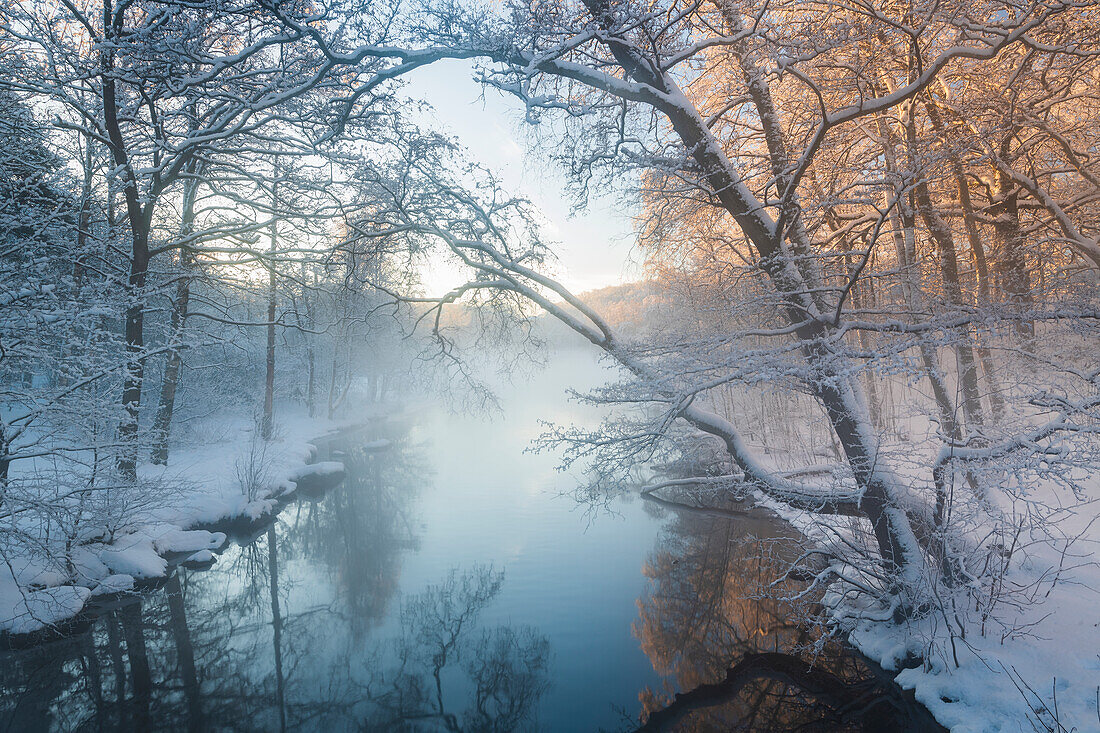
[0,408,940,731]
[285,433,425,635]
[0,425,550,732]
[632,494,943,732]
[370,566,549,731]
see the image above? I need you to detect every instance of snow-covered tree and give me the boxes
[271,0,1100,629]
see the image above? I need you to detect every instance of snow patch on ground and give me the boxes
[97,533,168,579]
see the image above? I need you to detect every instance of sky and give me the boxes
[400,60,642,296]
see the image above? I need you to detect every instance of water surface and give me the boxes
[0,347,941,731]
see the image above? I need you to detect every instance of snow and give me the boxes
[183,549,215,565]
[3,556,68,588]
[97,534,168,579]
[0,584,91,636]
[69,546,110,585]
[91,574,134,596]
[0,408,348,637]
[756,458,1100,732]
[289,460,346,480]
[849,585,1100,733]
[150,527,227,555]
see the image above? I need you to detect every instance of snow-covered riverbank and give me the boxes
[0,411,349,639]
[759,475,1100,733]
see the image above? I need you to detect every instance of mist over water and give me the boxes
[402,345,666,728]
[0,344,940,731]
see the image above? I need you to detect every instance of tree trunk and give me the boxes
[102,11,151,481]
[992,169,1035,341]
[713,7,913,571]
[150,272,191,464]
[828,207,885,428]
[117,228,149,480]
[74,142,94,288]
[262,275,276,440]
[890,202,962,439]
[0,426,10,489]
[579,0,924,583]
[327,347,339,420]
[301,293,317,417]
[954,166,1006,421]
[165,573,203,732]
[905,107,985,432]
[151,172,199,464]
[261,173,278,441]
[267,525,287,733]
[306,346,316,417]
[926,102,1006,421]
[876,121,987,575]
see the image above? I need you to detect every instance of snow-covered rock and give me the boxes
[151,527,226,555]
[91,574,135,596]
[183,550,215,566]
[97,534,167,579]
[289,460,345,480]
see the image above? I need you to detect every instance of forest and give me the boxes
[1,0,1099,730]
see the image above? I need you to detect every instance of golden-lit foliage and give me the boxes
[636,0,1100,320]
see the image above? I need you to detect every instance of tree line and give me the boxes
[2,0,1099,667]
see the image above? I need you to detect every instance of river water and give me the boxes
[0,346,942,731]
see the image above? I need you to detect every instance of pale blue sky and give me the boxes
[401,60,641,295]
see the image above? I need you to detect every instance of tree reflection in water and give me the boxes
[0,428,550,732]
[632,495,944,732]
[371,566,550,732]
[285,431,428,636]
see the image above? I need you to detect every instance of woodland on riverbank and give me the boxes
[2,0,1099,728]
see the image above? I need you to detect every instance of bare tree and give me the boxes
[278,0,1100,622]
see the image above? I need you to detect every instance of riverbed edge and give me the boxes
[0,413,366,646]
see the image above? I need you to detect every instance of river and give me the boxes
[0,346,942,731]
